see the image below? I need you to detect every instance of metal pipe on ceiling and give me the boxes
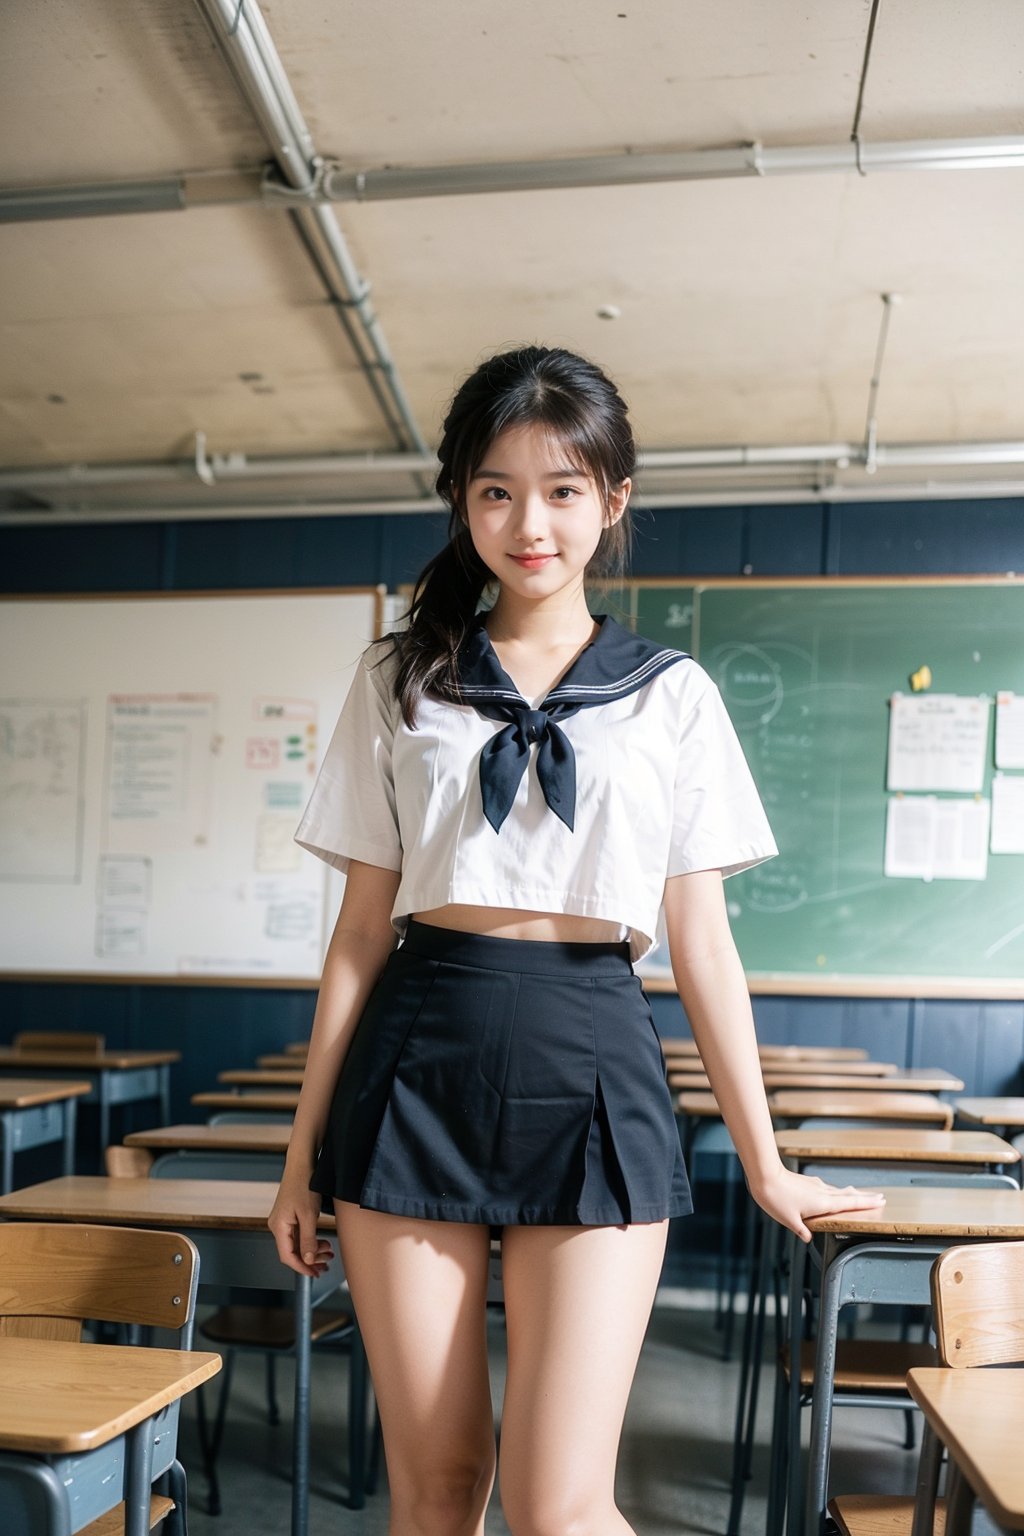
[190,0,428,463]
[6,438,1024,496]
[4,135,1024,224]
[3,475,1024,527]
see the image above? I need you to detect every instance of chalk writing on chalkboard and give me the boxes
[0,699,85,883]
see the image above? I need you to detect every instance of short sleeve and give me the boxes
[667,668,778,879]
[294,646,403,874]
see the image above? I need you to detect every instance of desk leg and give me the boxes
[1,1111,12,1196]
[99,1073,111,1153]
[62,1097,78,1178]
[727,1206,772,1535]
[292,1273,312,1536]
[803,1237,842,1536]
[124,1420,156,1536]
[784,1230,808,1536]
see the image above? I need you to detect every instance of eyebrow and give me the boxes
[470,466,586,481]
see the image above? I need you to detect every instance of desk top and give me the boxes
[676,1092,723,1118]
[806,1183,1024,1237]
[192,1090,299,1111]
[907,1367,1024,1530]
[126,1124,292,1153]
[763,1060,897,1077]
[0,1077,92,1108]
[956,1098,1024,1129]
[764,1069,964,1092]
[0,1175,333,1231]
[776,1127,1019,1164]
[0,1048,180,1070]
[218,1068,304,1086]
[256,1054,306,1069]
[0,1336,221,1453]
[769,1091,955,1125]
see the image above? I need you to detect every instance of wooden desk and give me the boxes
[670,1067,956,1092]
[256,1054,307,1069]
[764,1069,964,1092]
[0,1335,220,1536]
[218,1068,304,1087]
[0,1048,179,1149]
[0,1177,337,1536]
[795,1188,1024,1536]
[768,1090,956,1128]
[775,1127,1019,1168]
[956,1098,1024,1133]
[762,1060,897,1077]
[126,1123,292,1154]
[907,1366,1024,1534]
[192,1090,298,1114]
[0,1078,91,1193]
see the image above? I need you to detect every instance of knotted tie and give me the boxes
[472,699,581,832]
[455,614,688,835]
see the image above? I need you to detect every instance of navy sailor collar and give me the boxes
[455,613,689,833]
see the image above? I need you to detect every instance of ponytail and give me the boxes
[390,511,490,728]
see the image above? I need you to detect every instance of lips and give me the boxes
[509,553,555,569]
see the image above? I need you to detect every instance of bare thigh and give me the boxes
[498,1221,669,1536]
[334,1203,496,1535]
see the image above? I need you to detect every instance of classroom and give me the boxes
[2,4,1024,1536]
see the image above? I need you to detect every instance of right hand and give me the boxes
[268,1174,335,1278]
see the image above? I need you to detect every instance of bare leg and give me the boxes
[335,1202,496,1536]
[498,1220,669,1536]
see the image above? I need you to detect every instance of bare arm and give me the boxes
[268,859,401,1275]
[663,869,884,1241]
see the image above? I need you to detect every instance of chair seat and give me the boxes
[829,1494,947,1536]
[81,1493,175,1535]
[200,1304,353,1349]
[781,1339,938,1391]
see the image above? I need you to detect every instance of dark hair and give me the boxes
[390,345,636,725]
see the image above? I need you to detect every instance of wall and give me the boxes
[3,496,1022,1128]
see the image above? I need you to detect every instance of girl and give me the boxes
[268,346,884,1536]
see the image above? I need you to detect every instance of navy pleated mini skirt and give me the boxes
[309,919,692,1227]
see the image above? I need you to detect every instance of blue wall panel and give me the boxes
[2,492,1022,1143]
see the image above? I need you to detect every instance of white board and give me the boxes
[0,590,379,980]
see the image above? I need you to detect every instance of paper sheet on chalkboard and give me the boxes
[884,795,990,880]
[103,694,217,854]
[887,694,989,792]
[0,699,86,883]
[995,693,1024,769]
[991,774,1024,854]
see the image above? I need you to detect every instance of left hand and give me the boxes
[750,1165,886,1243]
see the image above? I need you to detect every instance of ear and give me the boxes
[605,478,631,526]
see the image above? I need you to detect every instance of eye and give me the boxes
[551,485,583,500]
[481,485,510,501]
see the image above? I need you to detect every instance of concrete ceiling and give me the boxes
[2,0,1024,512]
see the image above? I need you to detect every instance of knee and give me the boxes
[501,1487,599,1536]
[396,1456,495,1536]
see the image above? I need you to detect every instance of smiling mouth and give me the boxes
[509,553,555,566]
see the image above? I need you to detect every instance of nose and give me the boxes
[512,491,549,544]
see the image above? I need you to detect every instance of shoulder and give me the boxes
[358,636,401,691]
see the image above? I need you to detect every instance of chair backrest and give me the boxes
[149,1150,286,1182]
[13,1030,104,1055]
[932,1240,1024,1368]
[105,1144,155,1179]
[207,1111,294,1125]
[800,1164,1019,1192]
[0,1223,198,1342]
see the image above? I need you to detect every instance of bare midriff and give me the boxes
[412,904,626,945]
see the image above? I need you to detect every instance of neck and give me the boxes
[485,585,596,649]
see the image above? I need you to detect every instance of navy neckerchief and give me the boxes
[455,614,689,833]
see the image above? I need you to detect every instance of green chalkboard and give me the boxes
[629,580,1024,988]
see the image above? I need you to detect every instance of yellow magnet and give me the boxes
[909,665,932,692]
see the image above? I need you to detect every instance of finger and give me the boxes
[298,1210,322,1268]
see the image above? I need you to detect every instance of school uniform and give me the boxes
[295,613,777,1227]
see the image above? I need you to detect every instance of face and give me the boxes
[461,422,629,606]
